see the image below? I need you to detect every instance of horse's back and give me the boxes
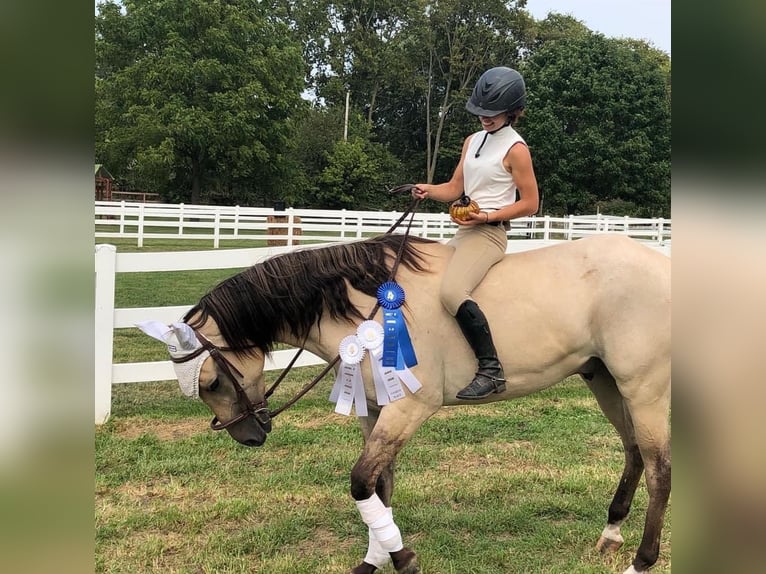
[400,235,670,402]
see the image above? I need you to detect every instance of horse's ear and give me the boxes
[136,320,171,342]
[170,322,198,351]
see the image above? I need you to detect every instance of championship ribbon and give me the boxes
[329,335,368,417]
[376,281,418,370]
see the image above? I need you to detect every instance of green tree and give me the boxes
[521,32,671,216]
[314,137,383,209]
[283,105,405,209]
[95,0,305,204]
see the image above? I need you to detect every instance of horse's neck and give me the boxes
[277,241,451,360]
[277,324,351,363]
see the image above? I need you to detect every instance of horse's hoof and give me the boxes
[391,547,420,574]
[596,535,624,553]
[350,562,378,574]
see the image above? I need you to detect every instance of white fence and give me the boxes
[95,204,671,424]
[95,201,671,248]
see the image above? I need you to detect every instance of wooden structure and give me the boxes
[95,164,114,201]
[266,214,302,246]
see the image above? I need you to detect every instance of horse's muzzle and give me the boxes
[217,408,272,447]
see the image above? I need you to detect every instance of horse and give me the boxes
[142,233,671,574]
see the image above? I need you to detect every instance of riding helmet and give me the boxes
[465,67,526,116]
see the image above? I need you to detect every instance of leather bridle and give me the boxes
[174,192,422,433]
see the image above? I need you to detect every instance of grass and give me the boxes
[96,375,671,573]
[97,236,671,573]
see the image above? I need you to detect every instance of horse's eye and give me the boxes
[208,379,221,392]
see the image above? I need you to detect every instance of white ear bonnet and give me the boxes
[136,321,210,399]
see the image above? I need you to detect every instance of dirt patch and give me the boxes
[112,417,208,441]
[286,411,356,430]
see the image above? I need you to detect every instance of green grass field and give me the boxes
[96,376,671,573]
[96,237,671,573]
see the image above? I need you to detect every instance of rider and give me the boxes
[412,66,540,400]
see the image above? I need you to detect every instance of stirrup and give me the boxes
[456,372,506,400]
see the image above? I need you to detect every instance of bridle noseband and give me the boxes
[171,332,272,432]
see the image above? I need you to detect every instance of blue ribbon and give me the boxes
[377,282,418,368]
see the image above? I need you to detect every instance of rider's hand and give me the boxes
[453,211,487,226]
[412,185,428,200]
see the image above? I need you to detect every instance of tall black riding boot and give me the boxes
[454,300,506,400]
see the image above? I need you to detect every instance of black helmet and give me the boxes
[465,67,526,116]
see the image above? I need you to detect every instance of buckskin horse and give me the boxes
[139,232,670,573]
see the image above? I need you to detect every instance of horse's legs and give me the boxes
[621,379,671,574]
[594,359,670,574]
[583,364,644,554]
[350,410,411,574]
[349,402,433,574]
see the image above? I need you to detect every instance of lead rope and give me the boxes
[267,194,423,417]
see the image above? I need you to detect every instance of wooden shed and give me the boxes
[95,164,115,201]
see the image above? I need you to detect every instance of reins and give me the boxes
[265,191,421,417]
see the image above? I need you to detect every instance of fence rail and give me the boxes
[95,203,671,424]
[95,201,671,248]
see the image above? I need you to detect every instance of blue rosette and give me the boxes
[376,281,417,368]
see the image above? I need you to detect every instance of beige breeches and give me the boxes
[440,224,507,316]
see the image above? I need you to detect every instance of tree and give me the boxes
[285,106,404,209]
[521,32,671,216]
[95,0,305,204]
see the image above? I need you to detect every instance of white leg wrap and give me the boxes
[623,566,644,574]
[356,494,404,553]
[364,508,393,568]
[600,522,624,544]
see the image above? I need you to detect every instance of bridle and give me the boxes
[174,191,422,433]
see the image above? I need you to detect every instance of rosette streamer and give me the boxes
[357,320,422,405]
[376,281,418,369]
[329,335,368,416]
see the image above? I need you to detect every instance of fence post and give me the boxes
[287,209,295,246]
[95,244,117,424]
[656,217,665,244]
[340,209,347,239]
[234,205,240,238]
[213,209,221,248]
[119,200,126,234]
[178,203,185,236]
[567,214,574,241]
[137,203,145,247]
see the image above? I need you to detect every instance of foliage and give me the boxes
[95,0,305,204]
[521,33,671,216]
[95,2,671,217]
[283,106,406,209]
[314,137,382,209]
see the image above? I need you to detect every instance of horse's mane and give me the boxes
[184,234,435,355]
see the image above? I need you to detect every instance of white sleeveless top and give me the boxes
[463,126,526,210]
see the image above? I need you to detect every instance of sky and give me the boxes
[525,0,671,55]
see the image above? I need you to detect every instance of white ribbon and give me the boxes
[329,322,424,416]
[357,321,422,405]
[329,335,368,417]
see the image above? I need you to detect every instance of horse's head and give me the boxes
[137,318,272,447]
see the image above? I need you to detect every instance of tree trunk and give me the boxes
[425,52,433,183]
[428,77,451,184]
[367,83,378,126]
